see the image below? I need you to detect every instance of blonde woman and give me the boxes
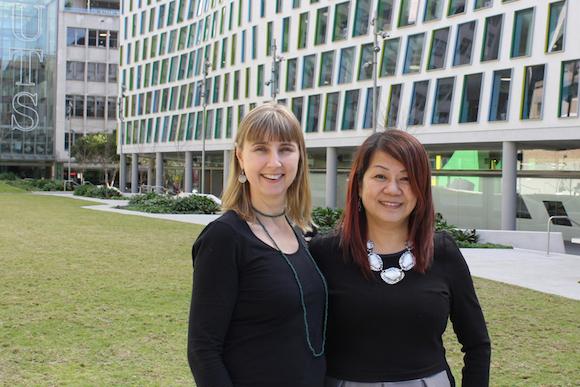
[187,103,327,387]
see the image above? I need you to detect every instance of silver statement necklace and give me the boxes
[367,240,416,285]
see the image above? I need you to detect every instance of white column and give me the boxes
[131,153,139,193]
[119,153,127,192]
[155,152,164,194]
[501,141,517,230]
[184,151,193,193]
[325,147,338,209]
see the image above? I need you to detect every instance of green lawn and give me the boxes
[1,192,578,386]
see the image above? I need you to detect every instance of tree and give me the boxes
[71,133,119,187]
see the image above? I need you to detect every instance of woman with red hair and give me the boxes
[310,130,490,386]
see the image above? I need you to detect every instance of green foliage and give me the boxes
[435,213,479,246]
[312,207,343,233]
[74,184,122,199]
[6,178,68,191]
[126,193,220,214]
[70,132,118,184]
[0,172,18,180]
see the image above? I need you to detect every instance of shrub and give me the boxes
[435,213,479,246]
[6,178,68,192]
[0,172,18,180]
[125,193,220,214]
[312,207,343,234]
[74,184,122,199]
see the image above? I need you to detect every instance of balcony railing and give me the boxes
[64,7,120,16]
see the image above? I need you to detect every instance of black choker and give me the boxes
[252,206,286,218]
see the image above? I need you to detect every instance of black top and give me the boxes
[187,210,326,387]
[309,231,490,387]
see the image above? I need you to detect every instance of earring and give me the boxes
[238,170,247,184]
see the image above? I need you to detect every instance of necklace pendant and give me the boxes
[380,267,405,285]
[399,250,416,271]
[367,252,383,271]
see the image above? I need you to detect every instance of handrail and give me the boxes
[546,216,580,255]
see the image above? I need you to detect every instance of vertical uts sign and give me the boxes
[10,4,43,132]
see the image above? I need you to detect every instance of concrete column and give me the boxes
[131,153,139,193]
[501,141,517,230]
[119,153,127,192]
[223,149,232,191]
[155,152,164,194]
[184,151,193,193]
[147,165,153,187]
[325,147,338,209]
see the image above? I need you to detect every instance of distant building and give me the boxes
[119,0,580,239]
[0,0,119,182]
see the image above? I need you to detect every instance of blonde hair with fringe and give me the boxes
[221,103,313,231]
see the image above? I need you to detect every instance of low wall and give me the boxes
[476,229,565,253]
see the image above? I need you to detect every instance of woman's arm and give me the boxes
[443,233,491,387]
[187,221,240,387]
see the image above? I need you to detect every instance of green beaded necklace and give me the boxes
[254,214,328,358]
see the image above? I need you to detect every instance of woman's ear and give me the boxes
[235,145,243,170]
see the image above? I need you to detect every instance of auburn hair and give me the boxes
[221,102,313,231]
[339,130,435,276]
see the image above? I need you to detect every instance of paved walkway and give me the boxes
[36,192,580,301]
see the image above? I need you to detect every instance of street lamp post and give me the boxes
[66,101,73,188]
[369,16,390,133]
[201,60,211,194]
[265,39,284,101]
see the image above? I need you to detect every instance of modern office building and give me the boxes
[119,0,580,239]
[0,0,119,181]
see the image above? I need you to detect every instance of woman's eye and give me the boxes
[400,176,410,182]
[374,174,386,180]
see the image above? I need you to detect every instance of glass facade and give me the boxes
[0,0,57,162]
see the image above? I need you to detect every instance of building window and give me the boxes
[302,54,316,89]
[403,33,425,74]
[257,65,264,96]
[108,97,116,119]
[338,46,355,84]
[67,27,86,46]
[353,0,371,37]
[323,92,339,131]
[481,14,503,62]
[310,8,327,47]
[432,77,454,124]
[380,38,400,77]
[448,0,466,16]
[474,0,493,10]
[453,21,476,66]
[226,107,233,138]
[66,61,85,81]
[95,97,106,118]
[108,64,118,82]
[282,17,290,52]
[292,96,304,124]
[363,87,379,129]
[427,27,449,70]
[398,0,419,27]
[547,1,566,53]
[489,69,512,121]
[424,0,444,22]
[358,43,374,81]
[306,94,321,132]
[86,96,95,118]
[298,12,309,49]
[215,108,223,139]
[522,64,545,119]
[386,84,402,128]
[319,50,335,86]
[286,58,297,92]
[341,89,359,130]
[266,22,273,56]
[109,31,118,48]
[408,80,429,126]
[560,60,579,118]
[511,7,534,58]
[87,63,106,82]
[333,2,350,41]
[459,73,483,123]
[376,0,393,31]
[543,201,572,226]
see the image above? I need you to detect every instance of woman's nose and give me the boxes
[383,180,401,194]
[266,151,282,166]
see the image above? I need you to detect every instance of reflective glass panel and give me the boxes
[432,77,454,124]
[459,73,483,123]
[489,69,511,121]
[408,80,429,125]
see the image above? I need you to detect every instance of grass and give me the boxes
[1,192,579,385]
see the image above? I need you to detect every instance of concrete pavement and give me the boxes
[36,192,580,300]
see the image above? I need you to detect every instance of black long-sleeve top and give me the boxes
[309,231,490,387]
[187,210,326,387]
